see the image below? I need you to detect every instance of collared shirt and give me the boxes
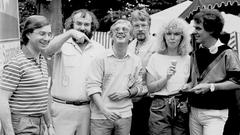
[128,37,157,67]
[0,46,49,115]
[51,38,105,101]
[107,47,132,58]
[86,48,144,119]
[199,40,223,54]
[197,40,225,74]
[190,44,240,109]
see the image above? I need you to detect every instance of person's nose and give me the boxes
[78,24,85,30]
[138,25,144,31]
[43,34,53,41]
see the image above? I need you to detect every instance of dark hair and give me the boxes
[219,31,230,45]
[21,15,50,45]
[193,9,224,39]
[64,9,99,32]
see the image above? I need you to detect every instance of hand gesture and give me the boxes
[102,108,121,121]
[186,83,210,94]
[178,102,188,113]
[108,91,129,101]
[167,64,176,79]
[179,83,192,92]
[70,29,90,44]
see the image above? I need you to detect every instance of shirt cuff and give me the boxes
[87,87,102,96]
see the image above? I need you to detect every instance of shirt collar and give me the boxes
[106,47,132,58]
[199,40,223,54]
[21,45,42,59]
[66,38,93,50]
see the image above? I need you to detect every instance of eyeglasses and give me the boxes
[113,27,130,33]
[133,24,149,30]
[33,31,53,38]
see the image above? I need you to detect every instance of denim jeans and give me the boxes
[149,95,189,135]
[11,114,45,135]
[91,117,132,135]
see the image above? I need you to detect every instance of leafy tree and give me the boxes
[19,0,37,31]
[19,0,179,32]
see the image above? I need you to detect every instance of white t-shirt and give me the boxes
[146,53,191,95]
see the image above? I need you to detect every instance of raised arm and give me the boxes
[44,29,90,56]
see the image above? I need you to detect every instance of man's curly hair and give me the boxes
[64,9,99,32]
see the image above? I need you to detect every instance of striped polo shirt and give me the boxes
[0,48,49,115]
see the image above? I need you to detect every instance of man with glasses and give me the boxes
[45,9,105,135]
[128,9,156,135]
[86,19,147,135]
[0,15,54,135]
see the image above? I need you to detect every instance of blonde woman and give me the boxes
[146,18,192,135]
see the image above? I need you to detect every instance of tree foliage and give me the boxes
[18,0,37,31]
[18,0,178,32]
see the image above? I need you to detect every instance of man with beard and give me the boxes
[45,9,105,135]
[128,9,157,135]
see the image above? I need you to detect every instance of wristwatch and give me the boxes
[210,83,215,92]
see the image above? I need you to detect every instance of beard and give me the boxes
[136,33,147,42]
[80,29,93,39]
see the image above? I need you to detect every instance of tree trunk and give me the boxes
[37,0,63,35]
[36,0,63,77]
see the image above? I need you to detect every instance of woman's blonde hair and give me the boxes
[155,18,192,56]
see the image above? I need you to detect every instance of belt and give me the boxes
[28,113,44,117]
[52,96,90,106]
[11,113,44,118]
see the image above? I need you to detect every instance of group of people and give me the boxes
[0,7,240,135]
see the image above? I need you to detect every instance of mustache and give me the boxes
[137,32,145,35]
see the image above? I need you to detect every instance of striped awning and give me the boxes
[228,31,239,50]
[179,0,240,19]
[92,31,112,49]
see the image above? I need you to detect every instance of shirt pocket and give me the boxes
[151,98,166,111]
[62,48,78,67]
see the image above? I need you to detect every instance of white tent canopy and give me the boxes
[150,1,192,35]
[222,12,240,33]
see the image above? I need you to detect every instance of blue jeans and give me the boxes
[11,114,45,135]
[149,95,189,135]
[91,117,132,135]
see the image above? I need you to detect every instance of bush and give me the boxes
[19,0,37,31]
